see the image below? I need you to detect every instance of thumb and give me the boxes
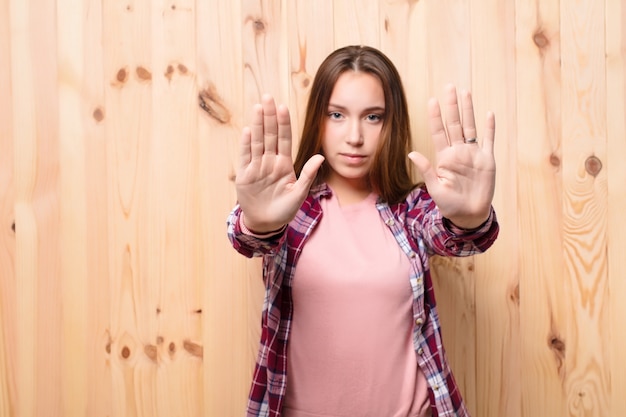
[408,152,437,185]
[294,154,325,194]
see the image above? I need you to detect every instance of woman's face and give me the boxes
[322,71,385,192]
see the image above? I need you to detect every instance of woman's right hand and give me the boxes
[235,94,325,234]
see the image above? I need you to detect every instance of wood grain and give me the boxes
[515,1,568,416]
[605,1,626,416]
[471,1,521,416]
[57,0,89,415]
[1,1,626,415]
[197,0,253,415]
[561,1,610,416]
[0,0,15,411]
[419,1,477,411]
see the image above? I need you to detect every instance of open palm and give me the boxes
[409,85,496,229]
[235,95,324,234]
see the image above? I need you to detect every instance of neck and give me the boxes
[326,178,372,206]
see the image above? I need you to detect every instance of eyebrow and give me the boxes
[328,103,386,113]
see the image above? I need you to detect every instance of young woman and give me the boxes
[227,45,498,417]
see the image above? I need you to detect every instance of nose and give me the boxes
[346,120,364,146]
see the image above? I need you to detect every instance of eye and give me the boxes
[328,112,343,120]
[366,113,383,123]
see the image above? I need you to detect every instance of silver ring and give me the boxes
[464,137,478,144]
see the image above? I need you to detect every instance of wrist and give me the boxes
[446,209,492,230]
[240,213,286,237]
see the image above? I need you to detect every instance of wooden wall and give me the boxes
[1,0,625,416]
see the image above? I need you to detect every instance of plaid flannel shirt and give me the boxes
[227,183,499,417]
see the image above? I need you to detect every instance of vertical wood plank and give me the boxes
[149,1,202,416]
[8,3,38,417]
[560,1,610,416]
[82,0,112,414]
[515,1,567,416]
[10,0,63,414]
[333,0,379,48]
[470,1,521,417]
[242,0,289,103]
[102,0,154,415]
[605,1,626,416]
[57,0,89,415]
[0,0,16,412]
[196,0,252,415]
[420,1,476,410]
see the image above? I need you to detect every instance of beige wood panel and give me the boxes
[333,0,380,48]
[9,0,63,415]
[0,0,16,414]
[57,0,89,415]
[81,0,112,415]
[2,0,626,416]
[419,1,477,411]
[196,1,253,415]
[515,1,567,416]
[561,1,610,416]
[102,1,155,415]
[471,1,521,417]
[606,1,626,415]
[149,2,203,416]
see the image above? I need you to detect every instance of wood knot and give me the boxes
[136,66,152,81]
[156,336,164,344]
[549,336,566,354]
[93,107,105,123]
[509,284,520,305]
[121,346,131,359]
[11,221,15,233]
[198,84,232,124]
[177,63,188,74]
[584,155,602,177]
[253,19,266,33]
[549,153,561,167]
[168,342,176,355]
[144,344,158,362]
[116,68,128,83]
[183,340,203,358]
[533,30,549,48]
[165,65,175,81]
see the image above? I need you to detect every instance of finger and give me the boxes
[460,90,477,143]
[250,103,264,161]
[295,154,325,194]
[408,151,437,187]
[482,111,496,155]
[442,84,464,145]
[239,127,252,170]
[262,94,279,155]
[276,104,293,157]
[427,98,450,152]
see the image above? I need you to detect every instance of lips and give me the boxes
[340,153,367,164]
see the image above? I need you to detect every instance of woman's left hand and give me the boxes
[409,84,496,229]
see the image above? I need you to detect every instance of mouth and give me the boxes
[340,153,367,164]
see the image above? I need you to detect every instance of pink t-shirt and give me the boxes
[283,192,431,417]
